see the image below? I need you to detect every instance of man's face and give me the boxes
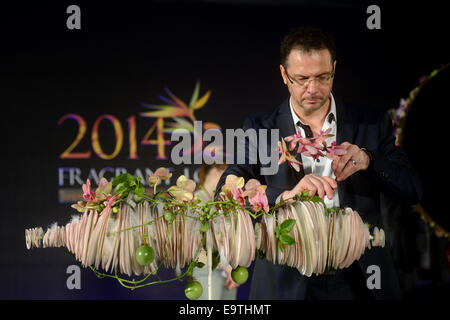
[280,48,335,115]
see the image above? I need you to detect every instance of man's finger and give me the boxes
[299,176,317,197]
[320,176,337,199]
[339,142,351,148]
[334,145,356,177]
[336,159,357,181]
[309,175,326,199]
[330,141,351,172]
[326,153,339,162]
[322,176,338,190]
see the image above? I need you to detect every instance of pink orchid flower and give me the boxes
[248,186,269,213]
[325,141,347,157]
[284,131,303,151]
[220,174,245,200]
[231,185,246,206]
[242,179,267,198]
[101,193,121,215]
[278,138,302,172]
[82,179,97,203]
[302,143,326,161]
[314,128,334,145]
[95,177,112,201]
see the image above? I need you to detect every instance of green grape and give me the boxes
[231,266,249,285]
[135,245,154,266]
[184,280,203,300]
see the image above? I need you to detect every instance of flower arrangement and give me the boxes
[25,160,385,299]
[278,127,346,172]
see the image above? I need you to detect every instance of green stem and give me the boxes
[90,221,206,290]
[106,215,164,237]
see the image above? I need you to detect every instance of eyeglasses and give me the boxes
[284,66,335,88]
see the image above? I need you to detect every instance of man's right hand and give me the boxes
[281,174,337,202]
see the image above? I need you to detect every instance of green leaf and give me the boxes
[280,219,296,234]
[211,251,220,270]
[114,182,130,195]
[278,242,284,252]
[195,261,205,269]
[112,173,135,187]
[274,227,279,237]
[300,190,310,198]
[134,183,145,196]
[279,234,295,245]
[310,195,326,208]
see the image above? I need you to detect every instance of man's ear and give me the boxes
[280,64,288,85]
[333,60,337,71]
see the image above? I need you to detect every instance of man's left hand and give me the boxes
[328,142,371,181]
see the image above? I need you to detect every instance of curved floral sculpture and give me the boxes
[25,168,385,300]
[25,126,387,299]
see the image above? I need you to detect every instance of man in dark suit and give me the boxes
[214,27,422,299]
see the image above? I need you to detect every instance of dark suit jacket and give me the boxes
[215,97,422,300]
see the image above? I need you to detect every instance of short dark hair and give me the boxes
[280,26,336,66]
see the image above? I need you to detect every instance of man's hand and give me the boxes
[328,142,371,181]
[281,173,338,202]
[224,265,240,290]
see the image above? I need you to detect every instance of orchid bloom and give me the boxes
[292,133,325,161]
[95,177,112,201]
[101,193,122,215]
[242,179,267,198]
[284,131,303,151]
[82,179,97,203]
[167,175,196,202]
[220,174,245,200]
[326,141,347,157]
[231,185,246,206]
[301,143,326,161]
[314,128,334,145]
[71,201,86,213]
[248,186,270,213]
[149,167,173,187]
[278,138,302,172]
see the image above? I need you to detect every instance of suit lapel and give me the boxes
[335,98,355,145]
[335,98,356,206]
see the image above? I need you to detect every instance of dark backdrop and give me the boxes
[0,0,448,299]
